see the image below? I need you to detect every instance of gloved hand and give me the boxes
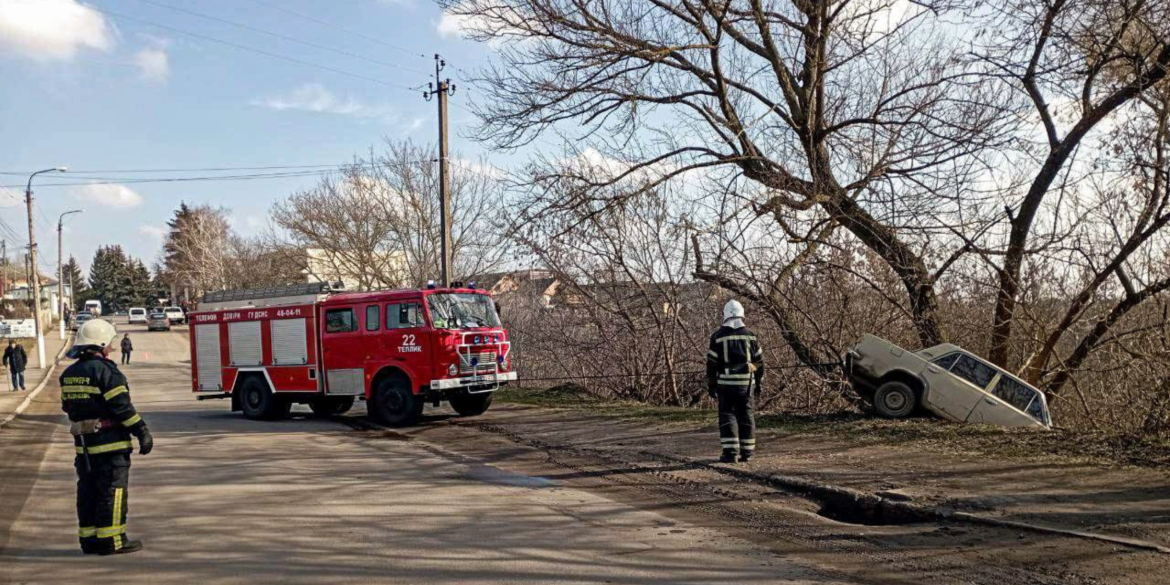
[135,427,154,456]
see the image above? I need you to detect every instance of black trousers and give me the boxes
[717,387,755,453]
[75,452,131,553]
[121,352,131,365]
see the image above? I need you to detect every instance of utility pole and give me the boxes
[423,54,455,287]
[26,167,66,369]
[58,209,83,339]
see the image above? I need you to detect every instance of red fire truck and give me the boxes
[188,282,515,426]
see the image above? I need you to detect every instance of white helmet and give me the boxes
[70,318,118,358]
[723,300,745,325]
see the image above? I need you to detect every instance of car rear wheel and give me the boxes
[309,396,355,417]
[239,376,290,420]
[873,381,917,419]
[449,393,493,417]
[370,375,422,427]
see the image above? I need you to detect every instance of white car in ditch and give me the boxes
[845,334,1052,429]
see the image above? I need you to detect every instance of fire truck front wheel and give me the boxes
[370,375,423,427]
[450,393,494,417]
[239,376,291,421]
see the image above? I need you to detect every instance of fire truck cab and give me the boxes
[189,282,515,426]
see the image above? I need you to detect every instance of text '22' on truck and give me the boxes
[845,334,1052,429]
[189,282,516,426]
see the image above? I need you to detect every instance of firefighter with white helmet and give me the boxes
[60,318,153,555]
[706,300,764,463]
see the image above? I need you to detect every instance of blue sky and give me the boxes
[0,0,501,273]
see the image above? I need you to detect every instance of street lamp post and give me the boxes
[26,167,67,369]
[58,209,83,340]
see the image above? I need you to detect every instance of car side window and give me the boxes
[949,354,997,389]
[325,308,357,333]
[365,305,380,332]
[932,353,960,370]
[386,303,424,329]
[993,376,1040,415]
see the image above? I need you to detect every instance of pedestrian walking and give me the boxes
[3,339,28,391]
[706,300,765,463]
[120,334,133,365]
[60,319,153,555]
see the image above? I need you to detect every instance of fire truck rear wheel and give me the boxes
[449,393,494,417]
[370,375,422,427]
[309,396,355,416]
[239,376,290,421]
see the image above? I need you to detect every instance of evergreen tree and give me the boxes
[88,246,133,312]
[63,256,90,310]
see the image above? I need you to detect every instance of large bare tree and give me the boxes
[448,0,1014,367]
[979,0,1170,366]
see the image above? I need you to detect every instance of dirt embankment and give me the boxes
[437,387,1170,583]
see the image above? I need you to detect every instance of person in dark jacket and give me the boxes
[706,300,765,463]
[61,319,153,555]
[120,334,133,365]
[3,339,28,391]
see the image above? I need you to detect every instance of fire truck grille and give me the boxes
[460,351,498,373]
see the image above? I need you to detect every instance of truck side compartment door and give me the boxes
[921,353,997,422]
[322,306,364,396]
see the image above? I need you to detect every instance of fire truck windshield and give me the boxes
[427,293,501,329]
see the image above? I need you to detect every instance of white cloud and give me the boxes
[133,48,169,82]
[253,84,395,121]
[0,0,113,62]
[71,183,144,208]
[138,225,166,239]
[437,0,533,47]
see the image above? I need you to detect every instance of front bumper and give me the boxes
[429,371,517,391]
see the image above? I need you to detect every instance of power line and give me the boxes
[0,159,441,189]
[94,7,417,92]
[0,164,344,176]
[129,0,429,76]
[239,0,428,60]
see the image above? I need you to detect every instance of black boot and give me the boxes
[98,540,143,556]
[739,451,753,463]
[719,449,738,463]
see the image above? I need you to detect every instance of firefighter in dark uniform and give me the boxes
[60,319,153,555]
[706,300,764,463]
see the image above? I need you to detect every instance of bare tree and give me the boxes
[449,0,1015,367]
[272,139,509,290]
[978,0,1170,366]
[163,204,233,298]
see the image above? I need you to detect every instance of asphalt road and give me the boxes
[0,323,848,584]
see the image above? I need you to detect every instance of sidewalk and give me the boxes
[0,327,71,426]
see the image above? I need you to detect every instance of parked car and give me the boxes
[72,311,94,331]
[164,306,185,324]
[147,312,171,331]
[845,334,1052,429]
[128,308,147,324]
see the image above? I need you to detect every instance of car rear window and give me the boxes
[949,354,997,389]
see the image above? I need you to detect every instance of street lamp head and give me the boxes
[55,167,68,172]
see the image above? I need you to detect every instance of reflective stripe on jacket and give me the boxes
[706,325,764,390]
[60,355,145,455]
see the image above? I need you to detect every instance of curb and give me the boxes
[649,450,1170,555]
[0,332,73,430]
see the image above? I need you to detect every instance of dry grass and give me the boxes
[497,385,1170,468]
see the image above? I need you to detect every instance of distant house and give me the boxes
[475,270,561,309]
[303,248,407,290]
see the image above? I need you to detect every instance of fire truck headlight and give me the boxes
[448,364,458,377]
